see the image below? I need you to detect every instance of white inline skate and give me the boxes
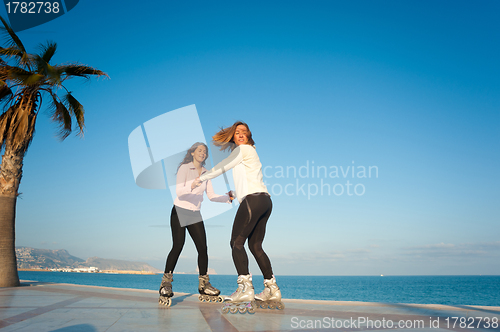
[221,274,257,314]
[255,276,285,310]
[198,274,223,303]
[158,272,173,307]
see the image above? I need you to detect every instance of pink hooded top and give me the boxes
[174,162,230,211]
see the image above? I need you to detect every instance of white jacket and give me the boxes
[199,145,269,203]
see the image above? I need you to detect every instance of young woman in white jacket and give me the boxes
[193,122,283,312]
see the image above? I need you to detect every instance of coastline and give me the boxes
[18,268,158,275]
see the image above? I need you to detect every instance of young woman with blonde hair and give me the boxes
[193,122,283,313]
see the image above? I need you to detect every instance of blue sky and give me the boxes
[2,0,499,275]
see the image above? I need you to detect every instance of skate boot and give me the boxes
[221,274,256,314]
[158,272,173,307]
[255,276,285,310]
[198,275,223,303]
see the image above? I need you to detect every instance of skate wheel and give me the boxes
[217,296,224,303]
[229,307,238,314]
[159,298,171,307]
[259,303,266,309]
[277,302,285,310]
[269,303,276,309]
[198,295,204,302]
[248,305,256,314]
[222,306,229,314]
[238,307,246,314]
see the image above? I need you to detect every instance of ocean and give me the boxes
[18,272,500,307]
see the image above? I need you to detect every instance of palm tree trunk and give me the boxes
[0,98,36,287]
[0,143,23,287]
[0,195,20,287]
[0,133,30,288]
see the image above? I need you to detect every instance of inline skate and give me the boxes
[255,276,284,310]
[158,272,173,307]
[198,274,223,303]
[221,274,256,314]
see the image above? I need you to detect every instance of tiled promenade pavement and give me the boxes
[1,281,499,332]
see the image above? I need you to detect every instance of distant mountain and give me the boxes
[16,247,84,269]
[16,247,161,273]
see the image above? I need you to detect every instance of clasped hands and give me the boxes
[191,177,235,202]
[191,177,202,190]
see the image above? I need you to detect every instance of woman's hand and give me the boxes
[227,190,235,202]
[191,177,202,190]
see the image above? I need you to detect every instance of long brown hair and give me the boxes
[177,142,208,172]
[212,121,255,151]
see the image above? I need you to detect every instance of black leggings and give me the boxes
[230,193,273,279]
[164,206,208,275]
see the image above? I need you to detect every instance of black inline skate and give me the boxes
[158,272,173,307]
[198,274,223,303]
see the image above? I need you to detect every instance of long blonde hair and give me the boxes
[212,121,255,151]
[177,142,208,172]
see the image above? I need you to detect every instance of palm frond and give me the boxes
[38,41,57,64]
[47,92,72,140]
[0,17,106,146]
[10,104,29,145]
[0,17,26,51]
[0,46,24,58]
[63,92,85,137]
[0,16,31,70]
[0,72,6,85]
[0,106,13,149]
[32,53,63,87]
[0,46,35,70]
[0,80,13,103]
[46,64,63,86]
[33,54,48,75]
[12,105,37,152]
[6,67,44,86]
[58,64,109,81]
[1,93,38,151]
[0,63,17,81]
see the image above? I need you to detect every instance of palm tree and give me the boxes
[0,17,108,287]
